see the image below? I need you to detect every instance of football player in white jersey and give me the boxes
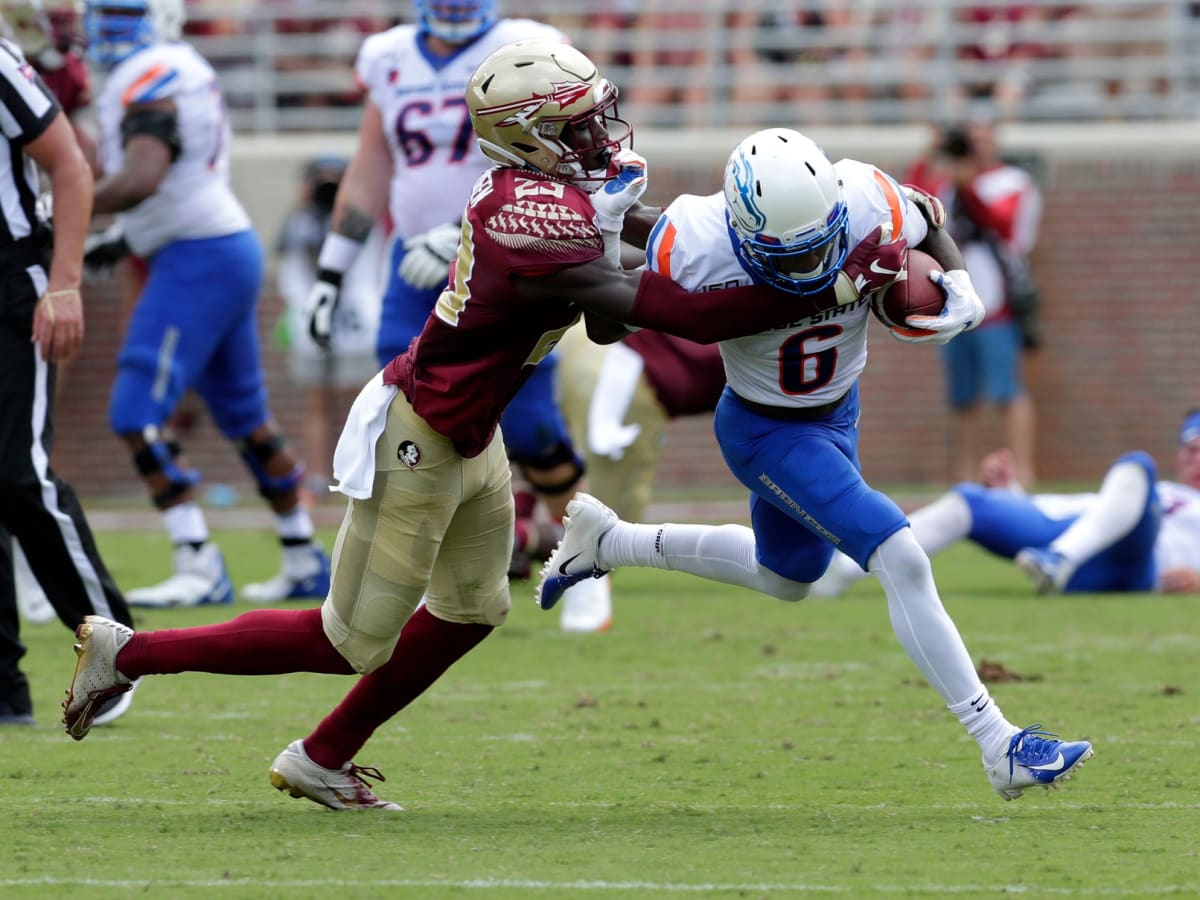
[813,410,1200,598]
[540,128,1095,801]
[306,3,615,633]
[84,0,330,607]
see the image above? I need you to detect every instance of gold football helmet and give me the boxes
[467,39,632,188]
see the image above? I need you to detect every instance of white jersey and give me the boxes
[1152,481,1200,576]
[355,19,566,240]
[1032,479,1200,585]
[647,159,928,408]
[95,42,249,257]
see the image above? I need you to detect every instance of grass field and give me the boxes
[3,524,1198,897]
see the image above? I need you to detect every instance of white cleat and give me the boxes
[126,543,234,608]
[62,615,134,740]
[242,545,331,603]
[535,493,618,612]
[269,740,403,811]
[560,572,613,633]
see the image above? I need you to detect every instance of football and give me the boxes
[870,249,946,337]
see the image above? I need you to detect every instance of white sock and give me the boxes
[810,492,973,598]
[948,688,1017,764]
[868,529,1015,757]
[163,502,209,545]
[600,521,808,601]
[1050,460,1148,564]
[909,491,973,558]
[275,504,315,543]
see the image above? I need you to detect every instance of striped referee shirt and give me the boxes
[0,36,59,245]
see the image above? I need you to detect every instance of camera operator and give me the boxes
[911,119,1044,487]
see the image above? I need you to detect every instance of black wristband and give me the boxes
[316,267,344,287]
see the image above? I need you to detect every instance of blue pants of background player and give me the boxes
[375,240,577,470]
[955,451,1160,592]
[108,230,268,438]
[714,382,909,583]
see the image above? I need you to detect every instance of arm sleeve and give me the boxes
[627,270,828,344]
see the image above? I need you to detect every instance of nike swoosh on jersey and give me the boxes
[1025,752,1066,772]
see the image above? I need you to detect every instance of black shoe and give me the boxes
[0,698,35,726]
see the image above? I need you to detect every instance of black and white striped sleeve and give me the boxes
[0,38,60,145]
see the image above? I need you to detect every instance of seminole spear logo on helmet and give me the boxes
[476,81,596,129]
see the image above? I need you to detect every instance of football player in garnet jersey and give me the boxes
[539,127,1094,802]
[813,411,1200,598]
[62,41,906,811]
[303,3,616,634]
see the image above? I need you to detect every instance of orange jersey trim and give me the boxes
[121,63,168,106]
[654,220,677,279]
[873,170,905,239]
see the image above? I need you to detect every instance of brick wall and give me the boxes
[52,127,1200,500]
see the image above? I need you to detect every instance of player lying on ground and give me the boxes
[812,412,1200,598]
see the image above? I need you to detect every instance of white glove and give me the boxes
[591,149,649,233]
[897,268,986,345]
[398,222,460,290]
[306,271,342,350]
[587,341,644,460]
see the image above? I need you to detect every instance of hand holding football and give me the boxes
[870,249,946,339]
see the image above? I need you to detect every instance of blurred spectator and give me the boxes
[275,157,384,492]
[728,1,870,126]
[906,118,1044,487]
[954,4,1055,118]
[267,0,391,109]
[624,2,727,129]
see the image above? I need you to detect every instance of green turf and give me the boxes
[2,528,1197,897]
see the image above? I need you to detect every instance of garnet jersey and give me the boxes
[646,159,928,408]
[95,42,250,256]
[34,51,90,116]
[624,330,725,418]
[354,18,565,241]
[385,167,602,457]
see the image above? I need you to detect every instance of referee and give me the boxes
[0,31,133,726]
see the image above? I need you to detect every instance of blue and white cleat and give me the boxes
[126,543,234,608]
[535,493,616,611]
[1015,547,1072,595]
[986,724,1093,800]
[243,545,331,603]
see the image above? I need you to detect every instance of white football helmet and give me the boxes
[467,39,632,190]
[84,0,183,67]
[723,128,849,295]
[414,0,496,43]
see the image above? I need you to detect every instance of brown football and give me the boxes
[871,249,946,338]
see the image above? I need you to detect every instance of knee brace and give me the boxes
[236,432,304,500]
[518,441,585,496]
[132,427,201,509]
